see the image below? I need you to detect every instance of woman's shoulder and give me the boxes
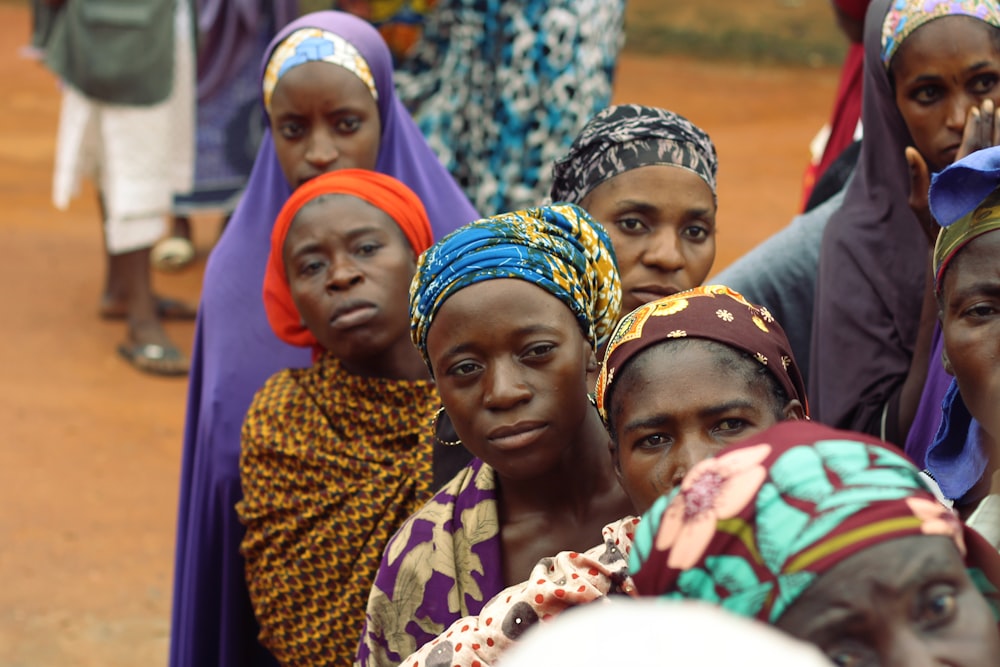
[377,459,498,566]
[243,366,322,435]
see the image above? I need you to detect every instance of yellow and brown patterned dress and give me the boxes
[237,351,439,666]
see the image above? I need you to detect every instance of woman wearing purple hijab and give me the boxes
[168,11,478,667]
[810,0,1000,454]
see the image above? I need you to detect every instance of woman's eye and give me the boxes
[356,242,382,257]
[636,434,670,451]
[715,418,748,435]
[828,650,863,667]
[279,121,305,140]
[963,302,998,319]
[616,217,647,234]
[682,224,711,241]
[919,587,957,625]
[337,116,362,133]
[912,85,942,105]
[299,259,325,277]
[523,343,555,359]
[449,361,481,377]
[970,74,999,95]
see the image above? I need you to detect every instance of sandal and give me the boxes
[151,236,196,272]
[117,341,189,377]
[99,295,198,321]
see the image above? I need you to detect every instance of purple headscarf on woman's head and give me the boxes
[255,11,478,239]
[168,13,478,666]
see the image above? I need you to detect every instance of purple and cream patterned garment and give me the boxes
[357,458,504,667]
[392,517,640,667]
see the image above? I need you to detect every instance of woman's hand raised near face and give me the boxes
[958,98,1000,162]
[906,100,1000,245]
[905,147,940,245]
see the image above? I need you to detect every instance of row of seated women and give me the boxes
[168,1,1000,666]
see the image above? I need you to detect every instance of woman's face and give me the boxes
[941,230,1000,439]
[775,535,1000,667]
[581,165,716,316]
[284,195,416,376]
[269,61,381,188]
[608,340,801,514]
[892,16,1000,172]
[426,279,598,481]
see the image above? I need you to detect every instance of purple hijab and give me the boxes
[810,0,943,445]
[168,12,478,667]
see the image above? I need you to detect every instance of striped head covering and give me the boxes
[262,27,378,113]
[550,105,718,205]
[929,145,1000,293]
[409,204,621,370]
[263,169,433,349]
[881,0,1000,68]
[595,285,808,424]
[629,421,1000,624]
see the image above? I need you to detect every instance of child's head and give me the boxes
[263,169,432,378]
[551,105,718,315]
[595,286,806,514]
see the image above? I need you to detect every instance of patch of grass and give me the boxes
[625,23,846,67]
[624,0,849,67]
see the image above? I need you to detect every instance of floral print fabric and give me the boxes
[629,421,1000,623]
[357,459,504,667]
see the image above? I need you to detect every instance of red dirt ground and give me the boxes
[0,3,839,664]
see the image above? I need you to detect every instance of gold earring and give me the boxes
[433,406,463,447]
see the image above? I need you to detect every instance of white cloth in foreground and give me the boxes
[51,0,194,255]
[502,599,834,666]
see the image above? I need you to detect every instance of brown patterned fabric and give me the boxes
[595,285,808,422]
[237,351,440,666]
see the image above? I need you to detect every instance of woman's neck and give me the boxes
[338,338,430,382]
[496,405,621,519]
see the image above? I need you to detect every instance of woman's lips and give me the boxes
[487,422,548,450]
[330,302,377,330]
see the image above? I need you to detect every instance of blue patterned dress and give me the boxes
[395,0,626,215]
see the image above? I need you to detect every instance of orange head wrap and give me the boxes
[263,169,434,348]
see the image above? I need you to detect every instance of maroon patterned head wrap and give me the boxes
[595,285,809,423]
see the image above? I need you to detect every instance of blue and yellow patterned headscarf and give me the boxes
[409,204,621,370]
[262,27,378,113]
[629,421,1000,624]
[881,0,1000,68]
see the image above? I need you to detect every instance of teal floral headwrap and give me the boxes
[409,204,621,370]
[630,421,1000,624]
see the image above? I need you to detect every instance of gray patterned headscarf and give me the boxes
[550,105,718,204]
